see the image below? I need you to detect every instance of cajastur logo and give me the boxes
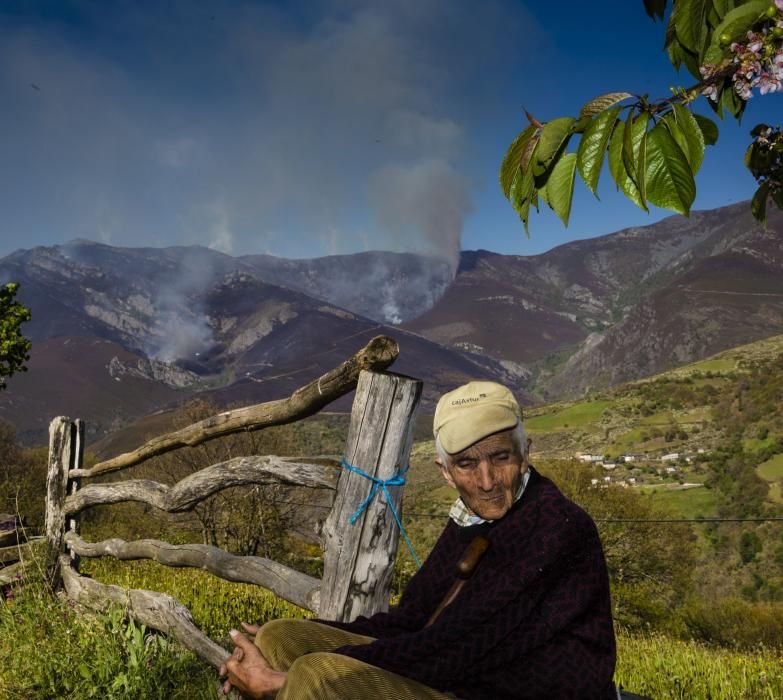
[451,393,488,405]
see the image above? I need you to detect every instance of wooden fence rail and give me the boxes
[44,336,423,671]
[0,514,43,588]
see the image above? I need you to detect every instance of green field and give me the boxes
[758,454,783,482]
[744,436,780,453]
[681,358,738,374]
[641,485,720,518]
[525,399,612,433]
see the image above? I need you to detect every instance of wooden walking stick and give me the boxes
[425,535,490,627]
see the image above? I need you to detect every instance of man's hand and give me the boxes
[219,627,286,699]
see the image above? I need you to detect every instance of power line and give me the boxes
[595,517,783,523]
[262,499,783,524]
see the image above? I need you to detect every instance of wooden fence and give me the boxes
[44,335,423,669]
[0,513,44,591]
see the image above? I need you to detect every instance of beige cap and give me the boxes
[433,381,522,454]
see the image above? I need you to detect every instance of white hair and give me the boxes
[435,421,527,466]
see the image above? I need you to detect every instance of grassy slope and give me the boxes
[517,334,783,515]
[4,552,783,699]
[4,336,783,697]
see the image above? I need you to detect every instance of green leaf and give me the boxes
[510,167,535,235]
[537,181,550,208]
[637,129,649,208]
[667,38,684,70]
[693,0,714,59]
[572,116,591,134]
[751,180,769,224]
[663,113,690,164]
[532,117,575,178]
[693,114,719,145]
[623,109,637,187]
[608,120,645,211]
[499,124,537,198]
[644,123,697,215]
[665,14,678,49]
[744,141,754,169]
[704,0,769,63]
[520,133,540,173]
[676,0,711,57]
[671,104,706,173]
[644,0,669,20]
[545,152,578,227]
[578,93,633,120]
[711,0,733,20]
[680,46,704,79]
[577,107,621,195]
[623,113,650,197]
[719,83,745,120]
[673,0,699,53]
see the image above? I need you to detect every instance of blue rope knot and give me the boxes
[340,458,421,568]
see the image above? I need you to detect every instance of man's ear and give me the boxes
[436,458,457,489]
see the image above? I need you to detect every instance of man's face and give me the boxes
[437,429,528,521]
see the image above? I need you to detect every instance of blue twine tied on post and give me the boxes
[339,458,421,568]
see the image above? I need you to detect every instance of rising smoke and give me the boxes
[369,159,471,278]
[0,1,533,268]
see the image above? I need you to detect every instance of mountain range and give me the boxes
[1,200,781,445]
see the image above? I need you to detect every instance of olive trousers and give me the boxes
[255,619,459,700]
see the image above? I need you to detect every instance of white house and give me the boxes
[577,453,604,463]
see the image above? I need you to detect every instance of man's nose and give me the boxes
[477,461,495,491]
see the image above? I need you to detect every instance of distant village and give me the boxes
[576,449,707,489]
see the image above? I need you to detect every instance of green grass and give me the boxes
[4,557,783,699]
[525,399,613,433]
[758,454,783,482]
[81,558,311,641]
[1,580,218,699]
[758,454,783,504]
[641,485,721,518]
[745,437,780,453]
[615,629,783,699]
[681,358,739,374]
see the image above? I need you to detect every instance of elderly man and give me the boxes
[221,381,616,699]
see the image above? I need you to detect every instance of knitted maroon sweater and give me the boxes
[324,467,616,699]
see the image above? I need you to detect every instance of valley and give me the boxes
[1,199,781,445]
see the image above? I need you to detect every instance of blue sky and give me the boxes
[0,0,780,267]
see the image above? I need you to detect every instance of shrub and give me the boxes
[679,597,783,649]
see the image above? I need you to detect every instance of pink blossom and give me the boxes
[734,79,754,100]
[775,0,783,10]
[757,73,781,94]
[702,84,719,101]
[747,32,764,55]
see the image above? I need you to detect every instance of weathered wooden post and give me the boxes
[320,370,422,622]
[45,417,78,589]
[67,419,84,572]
